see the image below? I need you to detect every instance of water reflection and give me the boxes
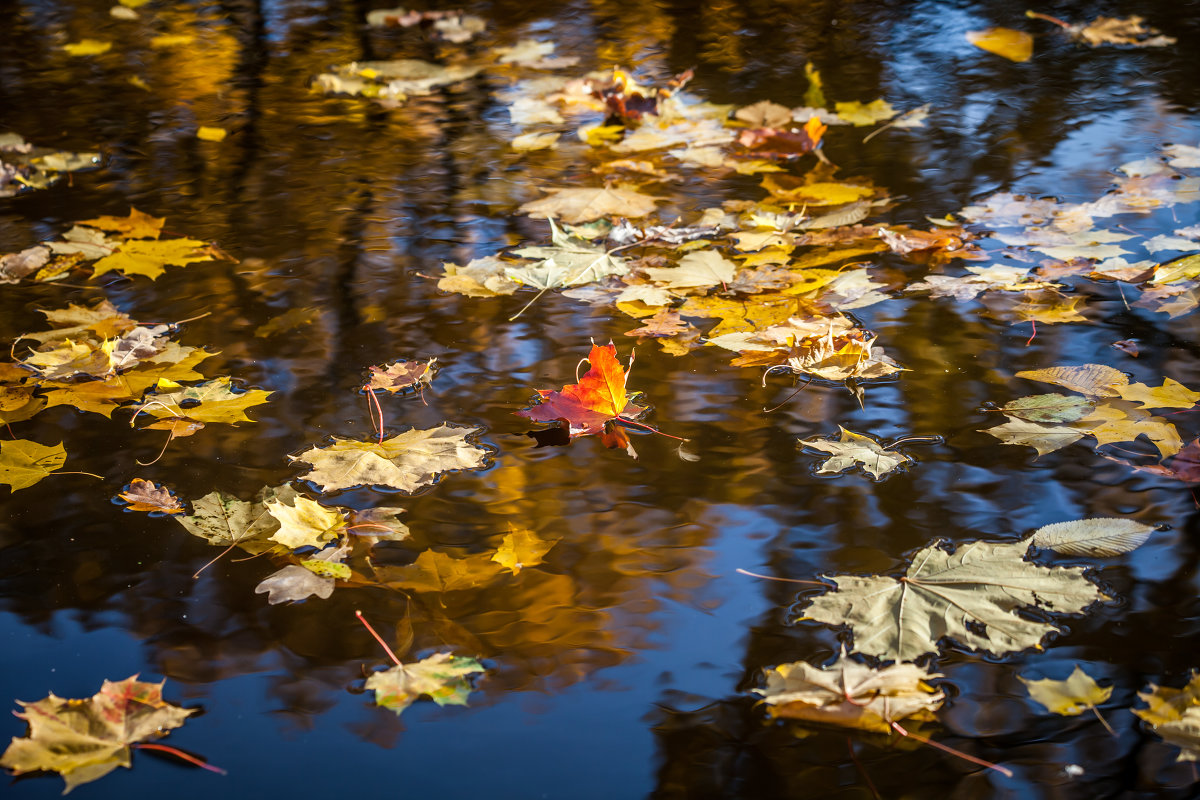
[2,0,1200,797]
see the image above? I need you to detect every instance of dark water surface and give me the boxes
[3,1,1200,798]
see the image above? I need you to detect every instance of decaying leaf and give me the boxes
[1001,393,1095,423]
[1020,665,1113,717]
[364,653,485,716]
[1135,672,1200,761]
[1028,518,1154,557]
[366,358,437,394]
[800,539,1109,662]
[0,676,196,793]
[754,649,944,733]
[290,423,490,492]
[254,564,335,604]
[116,478,184,514]
[174,485,298,555]
[799,427,912,479]
[0,439,67,491]
[981,417,1085,456]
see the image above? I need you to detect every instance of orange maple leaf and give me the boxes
[517,342,646,435]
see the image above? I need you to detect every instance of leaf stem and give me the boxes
[736,568,830,586]
[614,415,686,441]
[132,743,226,775]
[356,610,402,666]
[889,721,1013,777]
[1090,704,1116,736]
[508,287,551,321]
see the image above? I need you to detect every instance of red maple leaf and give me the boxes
[517,343,646,436]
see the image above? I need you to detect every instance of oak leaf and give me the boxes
[117,479,184,514]
[800,539,1108,661]
[755,649,944,733]
[365,653,485,716]
[290,424,490,493]
[0,676,195,793]
[516,342,646,436]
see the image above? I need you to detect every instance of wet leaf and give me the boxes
[754,649,944,733]
[1114,378,1200,410]
[1135,672,1200,761]
[366,358,436,394]
[175,485,297,554]
[131,377,272,427]
[982,416,1086,456]
[0,439,66,491]
[1020,665,1113,716]
[265,495,347,550]
[91,238,215,280]
[77,208,164,239]
[1028,518,1154,557]
[518,185,662,223]
[1001,393,1095,423]
[117,479,184,514]
[0,676,195,793]
[1016,364,1129,398]
[643,249,736,289]
[254,564,334,604]
[516,342,646,436]
[254,307,319,338]
[291,424,489,493]
[62,39,112,56]
[365,653,485,716]
[799,427,912,479]
[966,27,1034,62]
[801,539,1108,661]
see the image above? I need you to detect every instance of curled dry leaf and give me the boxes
[755,649,944,734]
[0,676,196,793]
[117,478,184,514]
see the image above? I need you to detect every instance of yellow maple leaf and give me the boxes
[1115,378,1200,410]
[91,239,214,280]
[1078,402,1182,457]
[966,27,1034,62]
[265,496,346,550]
[78,208,165,240]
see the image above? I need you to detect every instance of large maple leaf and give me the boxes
[517,342,646,436]
[0,676,196,793]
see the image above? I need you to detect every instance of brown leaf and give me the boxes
[117,478,184,514]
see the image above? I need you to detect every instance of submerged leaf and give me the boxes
[1135,672,1200,761]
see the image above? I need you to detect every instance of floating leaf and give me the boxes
[1016,364,1129,398]
[518,186,662,223]
[265,495,347,550]
[91,238,215,280]
[291,424,489,493]
[1028,518,1154,557]
[365,653,485,716]
[0,676,196,793]
[966,27,1034,62]
[800,539,1109,662]
[1135,672,1200,761]
[799,427,912,480]
[175,485,297,555]
[77,208,165,240]
[516,342,646,436]
[366,358,436,394]
[0,439,66,491]
[255,564,334,604]
[1020,665,1113,717]
[1114,378,1200,410]
[981,417,1085,456]
[754,649,944,733]
[1001,393,1095,423]
[116,479,184,515]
